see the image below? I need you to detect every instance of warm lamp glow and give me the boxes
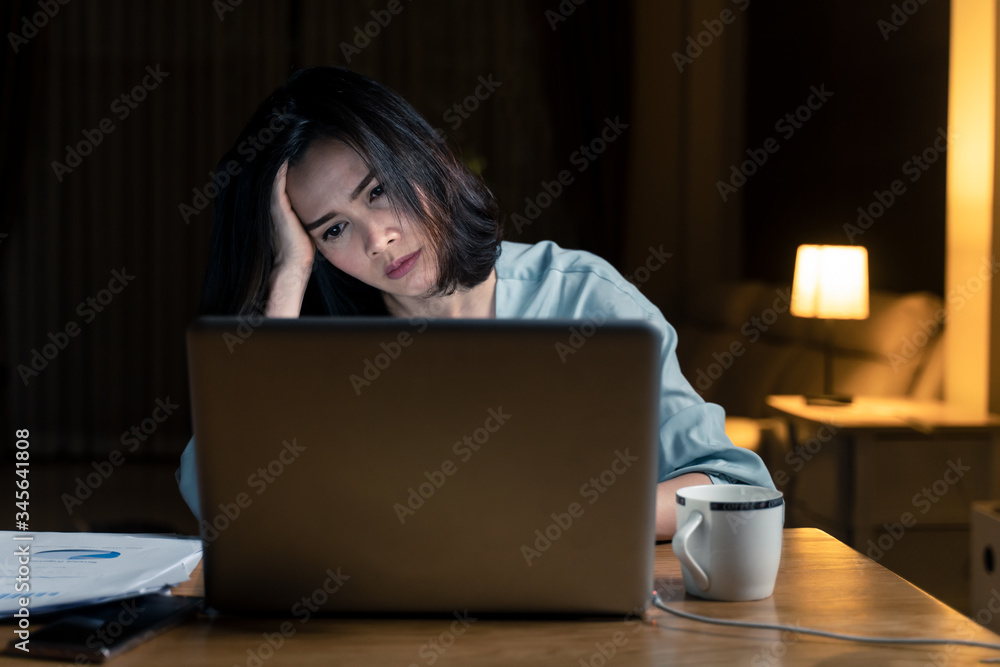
[790,245,870,320]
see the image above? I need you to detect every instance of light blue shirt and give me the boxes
[176,240,773,519]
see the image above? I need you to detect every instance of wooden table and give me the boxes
[7,529,1000,665]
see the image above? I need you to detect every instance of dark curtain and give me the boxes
[1,0,39,426]
[1,0,635,460]
[536,0,634,268]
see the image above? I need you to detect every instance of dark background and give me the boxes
[743,1,948,293]
[0,0,948,531]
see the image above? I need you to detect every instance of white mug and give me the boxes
[671,485,784,601]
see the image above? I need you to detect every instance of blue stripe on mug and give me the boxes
[708,498,784,511]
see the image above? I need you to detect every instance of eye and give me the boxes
[369,184,385,202]
[322,222,347,242]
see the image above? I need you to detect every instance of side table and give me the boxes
[765,394,1000,614]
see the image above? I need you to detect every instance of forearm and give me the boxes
[265,263,312,317]
[655,472,712,540]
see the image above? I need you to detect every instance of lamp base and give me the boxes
[803,394,854,407]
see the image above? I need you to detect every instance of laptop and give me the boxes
[187,317,661,615]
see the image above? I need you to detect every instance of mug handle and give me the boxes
[672,511,710,591]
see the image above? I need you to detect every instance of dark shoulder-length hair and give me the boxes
[198,66,502,316]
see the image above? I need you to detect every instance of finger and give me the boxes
[272,168,295,223]
[272,161,288,200]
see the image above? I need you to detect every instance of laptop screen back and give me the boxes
[187,317,661,615]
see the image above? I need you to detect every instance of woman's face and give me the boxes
[285,139,438,298]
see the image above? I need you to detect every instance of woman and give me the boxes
[176,66,774,539]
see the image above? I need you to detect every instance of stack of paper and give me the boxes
[0,532,202,615]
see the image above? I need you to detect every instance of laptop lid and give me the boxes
[187,317,660,615]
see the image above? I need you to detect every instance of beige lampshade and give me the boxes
[790,245,870,319]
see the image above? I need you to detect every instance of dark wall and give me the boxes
[740,0,949,295]
[1,0,632,460]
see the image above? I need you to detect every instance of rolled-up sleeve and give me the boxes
[653,318,774,488]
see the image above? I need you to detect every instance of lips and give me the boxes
[385,249,421,279]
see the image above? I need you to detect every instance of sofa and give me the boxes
[672,282,945,453]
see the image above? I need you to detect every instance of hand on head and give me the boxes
[264,160,316,317]
[270,160,315,273]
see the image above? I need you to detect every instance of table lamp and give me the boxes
[790,244,870,406]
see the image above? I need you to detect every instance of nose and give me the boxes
[364,217,400,257]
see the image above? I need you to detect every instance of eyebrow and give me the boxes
[303,170,376,232]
